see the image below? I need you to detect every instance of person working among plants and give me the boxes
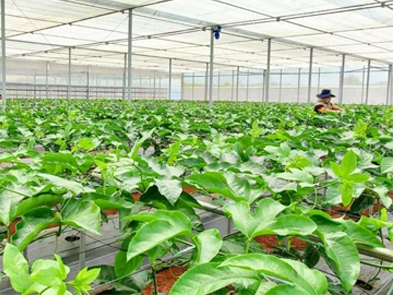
[314,89,343,114]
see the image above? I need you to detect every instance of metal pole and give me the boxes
[236,66,240,102]
[87,67,90,99]
[181,73,184,100]
[265,38,271,102]
[46,62,49,99]
[127,9,132,103]
[1,0,6,105]
[209,28,214,108]
[262,69,265,102]
[68,47,71,99]
[79,230,86,269]
[204,63,208,101]
[297,68,301,103]
[279,69,283,102]
[317,67,321,91]
[153,75,156,100]
[246,70,249,102]
[361,65,365,104]
[386,64,392,105]
[307,47,313,104]
[122,53,126,99]
[159,77,162,99]
[192,72,195,100]
[339,54,345,104]
[365,60,371,105]
[168,58,172,100]
[390,65,393,105]
[231,69,235,101]
[217,71,221,101]
[34,75,36,99]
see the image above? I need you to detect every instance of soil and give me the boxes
[182,186,197,194]
[142,266,186,295]
[254,235,307,253]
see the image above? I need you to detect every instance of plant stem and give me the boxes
[245,239,251,254]
[0,185,30,198]
[361,260,393,270]
[152,269,158,295]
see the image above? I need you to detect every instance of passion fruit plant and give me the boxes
[1,99,393,294]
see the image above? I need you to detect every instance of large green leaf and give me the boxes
[12,208,57,251]
[220,254,325,295]
[341,151,357,176]
[257,214,317,237]
[223,199,286,239]
[14,194,63,219]
[115,236,144,278]
[336,219,384,248]
[3,244,34,293]
[381,157,393,174]
[129,128,155,160]
[265,285,310,295]
[126,210,192,261]
[169,262,260,295]
[0,188,26,225]
[61,199,102,235]
[321,232,360,291]
[155,178,182,205]
[191,229,222,267]
[38,173,94,195]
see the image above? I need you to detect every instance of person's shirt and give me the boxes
[314,102,340,114]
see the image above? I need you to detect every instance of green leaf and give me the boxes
[330,162,342,178]
[220,254,325,295]
[126,210,192,261]
[381,157,393,174]
[115,236,144,278]
[321,232,360,291]
[335,219,384,248]
[265,214,317,236]
[14,194,63,219]
[38,173,94,195]
[223,199,286,239]
[155,179,182,206]
[169,262,259,295]
[339,183,354,206]
[265,285,310,295]
[12,208,57,251]
[167,141,181,165]
[372,187,392,209]
[69,267,100,294]
[0,188,25,226]
[191,229,223,267]
[129,128,155,160]
[341,151,357,176]
[61,199,102,235]
[3,244,34,293]
[30,258,68,287]
[346,173,369,183]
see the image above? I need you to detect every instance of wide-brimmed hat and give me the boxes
[317,89,335,98]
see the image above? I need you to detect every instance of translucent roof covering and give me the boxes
[2,0,393,71]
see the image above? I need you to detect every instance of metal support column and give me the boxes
[236,66,240,102]
[209,28,214,108]
[365,60,371,105]
[122,53,126,99]
[231,69,235,101]
[67,47,71,99]
[307,48,313,103]
[153,76,156,100]
[85,72,90,100]
[217,71,221,101]
[79,230,86,269]
[1,0,6,105]
[127,9,132,103]
[246,70,249,102]
[279,69,283,102]
[181,73,184,101]
[386,64,392,105]
[339,54,345,104]
[168,58,172,100]
[265,38,271,102]
[297,68,301,103]
[204,63,208,101]
[192,72,195,100]
[361,65,365,104]
[46,62,49,99]
[34,75,36,99]
[159,77,162,99]
[317,67,321,91]
[262,69,266,102]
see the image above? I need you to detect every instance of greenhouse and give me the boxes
[1,0,393,294]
